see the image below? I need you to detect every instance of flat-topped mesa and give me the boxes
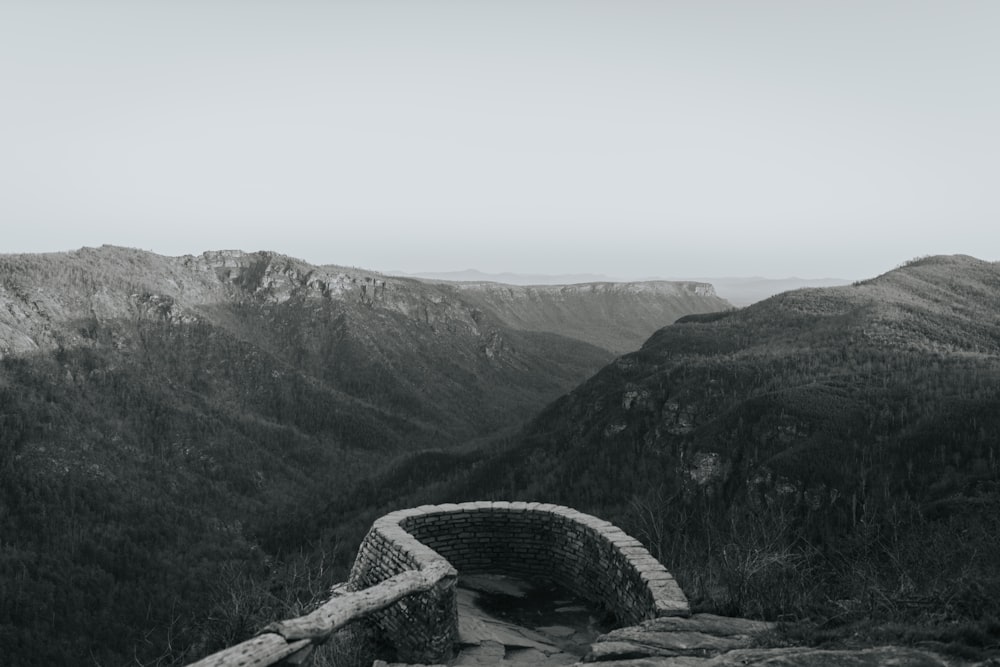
[446,281,730,354]
[349,501,690,663]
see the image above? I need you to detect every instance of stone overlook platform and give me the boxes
[349,502,690,663]
[186,502,976,667]
[186,501,689,667]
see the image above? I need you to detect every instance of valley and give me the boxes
[0,246,728,666]
[346,255,1000,661]
[6,3,996,665]
[2,250,998,665]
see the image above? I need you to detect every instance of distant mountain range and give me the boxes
[393,268,618,285]
[0,245,729,665]
[391,269,851,306]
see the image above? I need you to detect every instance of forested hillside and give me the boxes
[0,246,727,666]
[9,249,998,664]
[326,255,1000,659]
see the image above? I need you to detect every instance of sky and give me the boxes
[1,1,997,280]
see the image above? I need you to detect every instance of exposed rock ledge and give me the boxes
[581,614,978,667]
[376,612,980,667]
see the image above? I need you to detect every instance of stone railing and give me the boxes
[186,501,689,666]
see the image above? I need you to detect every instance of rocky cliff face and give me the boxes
[0,247,476,356]
[0,247,729,359]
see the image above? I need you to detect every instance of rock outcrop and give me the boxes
[581,614,971,666]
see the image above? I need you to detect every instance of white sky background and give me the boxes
[1,1,997,280]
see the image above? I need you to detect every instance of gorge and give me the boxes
[0,246,727,666]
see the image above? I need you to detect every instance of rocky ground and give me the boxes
[374,575,996,667]
[451,574,604,667]
[581,613,983,666]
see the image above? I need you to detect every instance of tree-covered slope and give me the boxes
[0,246,728,666]
[367,255,1000,656]
[448,255,996,491]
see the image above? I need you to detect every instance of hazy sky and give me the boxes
[2,1,997,279]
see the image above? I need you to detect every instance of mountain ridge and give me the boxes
[391,267,851,306]
[1,246,730,357]
[0,245,732,666]
[346,254,1000,659]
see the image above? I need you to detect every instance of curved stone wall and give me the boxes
[348,501,689,663]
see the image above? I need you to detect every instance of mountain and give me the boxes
[360,255,1000,655]
[479,254,1000,507]
[0,245,729,666]
[0,246,612,451]
[0,247,728,448]
[393,269,851,306]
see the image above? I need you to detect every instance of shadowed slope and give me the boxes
[0,246,728,666]
[380,256,1000,655]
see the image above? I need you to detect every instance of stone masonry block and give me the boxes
[347,501,689,663]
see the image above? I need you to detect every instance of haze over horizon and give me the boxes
[2,1,997,280]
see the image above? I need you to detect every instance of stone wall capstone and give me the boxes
[347,501,689,663]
